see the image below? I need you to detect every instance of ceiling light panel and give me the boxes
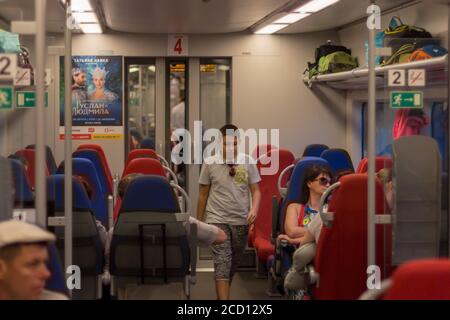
[255,24,289,34]
[274,12,311,24]
[294,0,340,13]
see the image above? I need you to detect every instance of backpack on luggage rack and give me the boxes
[380,16,434,66]
[305,41,357,78]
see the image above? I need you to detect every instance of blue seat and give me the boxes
[45,242,68,296]
[26,144,58,174]
[47,175,104,299]
[120,175,179,212]
[73,149,112,195]
[47,174,92,211]
[110,175,195,298]
[57,158,108,227]
[10,159,34,204]
[302,144,329,158]
[279,157,331,234]
[320,148,354,176]
[269,157,330,294]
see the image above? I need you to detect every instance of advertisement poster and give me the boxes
[59,55,123,140]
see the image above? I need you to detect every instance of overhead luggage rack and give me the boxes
[303,54,448,90]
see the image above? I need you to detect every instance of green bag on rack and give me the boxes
[306,63,319,78]
[381,43,416,66]
[0,30,21,53]
[317,51,358,74]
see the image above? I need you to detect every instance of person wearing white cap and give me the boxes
[0,220,68,300]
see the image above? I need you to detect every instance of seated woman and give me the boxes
[277,165,332,297]
[277,164,332,246]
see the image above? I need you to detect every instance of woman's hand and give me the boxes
[277,234,291,243]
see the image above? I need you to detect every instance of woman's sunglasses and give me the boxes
[315,177,331,186]
[228,164,236,177]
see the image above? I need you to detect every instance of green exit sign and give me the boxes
[0,86,13,109]
[390,91,423,109]
[16,91,48,108]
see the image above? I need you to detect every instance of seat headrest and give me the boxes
[320,148,354,175]
[10,159,33,202]
[73,149,101,160]
[58,158,105,195]
[15,149,35,159]
[330,173,386,214]
[72,149,104,172]
[78,144,104,153]
[257,148,295,176]
[356,156,393,173]
[252,144,278,160]
[124,158,166,177]
[77,144,108,167]
[285,157,330,203]
[302,144,329,157]
[384,259,450,300]
[121,175,179,212]
[125,149,159,169]
[47,175,91,210]
[128,148,158,159]
[26,145,57,174]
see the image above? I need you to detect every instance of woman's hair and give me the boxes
[300,164,332,204]
[118,173,143,198]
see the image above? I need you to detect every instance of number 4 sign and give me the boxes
[168,35,188,56]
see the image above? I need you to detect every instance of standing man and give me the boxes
[0,220,68,300]
[197,124,261,300]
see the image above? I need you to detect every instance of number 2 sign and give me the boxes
[168,35,188,56]
[0,54,17,81]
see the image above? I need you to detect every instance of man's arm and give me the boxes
[197,184,211,222]
[247,183,261,225]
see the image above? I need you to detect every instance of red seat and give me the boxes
[124,149,159,175]
[122,158,166,177]
[115,158,167,221]
[251,144,278,161]
[77,144,113,193]
[251,149,295,261]
[383,259,450,300]
[313,174,390,300]
[356,156,393,173]
[15,149,50,188]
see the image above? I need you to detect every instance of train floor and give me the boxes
[119,271,284,300]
